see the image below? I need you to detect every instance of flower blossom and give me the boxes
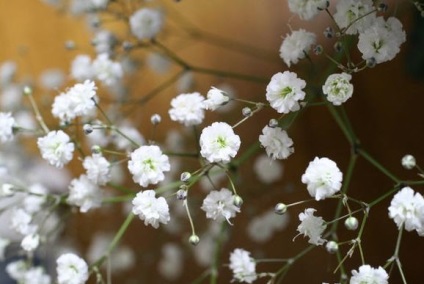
[83,154,111,185]
[199,122,241,163]
[322,72,354,105]
[333,0,376,35]
[301,157,343,201]
[388,187,424,232]
[70,54,94,82]
[296,208,327,246]
[229,248,257,283]
[279,29,316,67]
[56,253,89,284]
[67,174,103,213]
[350,265,389,284]
[37,130,75,168]
[201,188,240,224]
[287,0,328,20]
[169,92,205,126]
[0,112,15,142]
[203,86,230,111]
[259,125,294,160]
[266,71,306,114]
[130,8,163,40]
[132,189,170,228]
[92,53,123,86]
[128,145,170,187]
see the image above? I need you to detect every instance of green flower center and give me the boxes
[280,86,292,98]
[216,136,227,148]
[143,158,156,170]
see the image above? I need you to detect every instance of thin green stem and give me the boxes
[357,149,401,183]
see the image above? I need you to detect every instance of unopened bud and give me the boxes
[176,189,187,200]
[401,154,416,170]
[268,119,278,128]
[242,107,252,117]
[313,45,323,55]
[23,86,32,96]
[366,58,377,68]
[180,172,191,183]
[189,234,200,246]
[83,124,93,135]
[233,195,243,208]
[344,216,359,231]
[91,145,102,154]
[326,241,339,254]
[150,114,161,125]
[324,27,334,38]
[274,203,287,215]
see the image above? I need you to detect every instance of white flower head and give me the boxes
[287,0,328,20]
[266,71,306,114]
[21,233,40,252]
[0,112,15,142]
[56,253,89,284]
[10,208,37,236]
[24,184,48,214]
[350,265,389,284]
[83,154,111,185]
[67,174,103,213]
[358,16,406,64]
[301,157,343,201]
[254,154,283,184]
[70,54,94,82]
[247,209,289,243]
[37,130,75,168]
[92,53,123,86]
[259,125,294,160]
[169,92,205,126]
[334,0,376,35]
[203,86,230,111]
[201,188,240,224]
[199,122,241,163]
[39,68,65,90]
[23,267,51,284]
[279,29,316,67]
[229,248,257,283]
[296,208,327,246]
[132,189,170,228]
[388,187,424,232]
[130,8,163,40]
[322,73,354,105]
[128,145,170,187]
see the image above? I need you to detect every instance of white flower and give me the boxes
[21,233,40,252]
[296,208,327,246]
[10,208,37,236]
[322,73,354,105]
[128,145,170,187]
[37,130,75,168]
[67,175,103,213]
[333,0,376,35]
[229,248,257,283]
[0,61,17,85]
[130,8,163,40]
[93,30,116,55]
[254,154,283,184]
[112,121,145,150]
[358,16,406,64]
[279,29,316,67]
[0,237,10,261]
[388,187,424,232]
[92,53,123,86]
[203,87,230,111]
[287,0,327,20]
[52,80,97,123]
[158,243,183,280]
[6,260,27,282]
[266,71,306,113]
[201,188,240,224]
[169,92,205,126]
[199,122,241,163]
[0,112,15,142]
[23,184,48,214]
[56,253,89,284]
[39,68,65,90]
[247,209,289,243]
[350,265,389,284]
[70,54,94,82]
[301,157,343,201]
[83,154,111,185]
[259,125,294,160]
[132,189,170,228]
[23,267,51,284]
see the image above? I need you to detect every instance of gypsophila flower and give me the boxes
[287,0,328,20]
[67,175,103,213]
[10,208,37,235]
[24,184,48,214]
[158,243,183,280]
[23,267,51,284]
[39,68,65,90]
[201,188,240,224]
[296,208,327,245]
[259,125,294,160]
[388,187,424,232]
[279,29,316,67]
[229,248,257,283]
[132,189,170,228]
[322,73,354,105]
[70,54,94,81]
[203,87,230,111]
[199,122,241,163]
[247,209,289,243]
[112,121,145,150]
[52,80,97,123]
[37,130,75,168]
[169,92,205,126]
[56,253,89,284]
[333,0,376,35]
[358,16,406,64]
[130,8,163,40]
[6,260,27,282]
[0,112,15,142]
[301,157,343,201]
[128,145,170,187]
[21,233,40,252]
[266,71,306,113]
[350,265,389,284]
[92,53,123,86]
[254,154,283,184]
[83,154,111,185]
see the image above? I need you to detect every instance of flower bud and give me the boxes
[233,195,243,208]
[189,234,200,246]
[313,45,323,55]
[65,40,76,50]
[180,172,191,183]
[366,57,377,68]
[344,216,359,231]
[378,3,388,12]
[242,107,252,117]
[324,27,334,38]
[0,183,14,197]
[91,145,102,154]
[150,114,161,125]
[334,42,343,52]
[274,203,287,215]
[176,189,187,200]
[326,241,338,254]
[401,154,416,170]
[268,119,278,128]
[83,124,93,135]
[23,86,32,96]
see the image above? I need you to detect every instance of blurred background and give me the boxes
[1,0,424,283]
